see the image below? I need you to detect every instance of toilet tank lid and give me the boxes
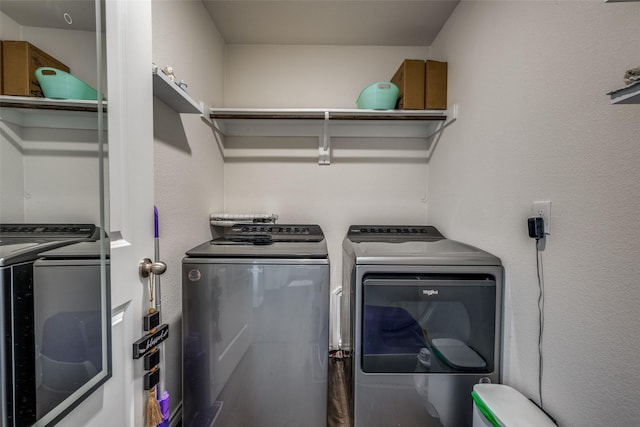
[472,384,557,427]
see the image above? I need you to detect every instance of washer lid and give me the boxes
[0,223,99,265]
[36,240,109,260]
[186,239,328,259]
[1,242,42,266]
[187,224,328,258]
[343,238,501,266]
[0,239,88,266]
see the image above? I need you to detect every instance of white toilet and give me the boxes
[472,383,556,426]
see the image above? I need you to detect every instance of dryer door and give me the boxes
[362,274,497,374]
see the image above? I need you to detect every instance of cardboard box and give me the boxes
[1,41,70,97]
[391,59,425,110]
[425,60,447,110]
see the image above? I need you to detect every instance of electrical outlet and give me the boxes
[532,201,551,236]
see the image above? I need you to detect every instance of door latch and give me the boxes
[139,258,167,278]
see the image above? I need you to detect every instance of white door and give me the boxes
[57,1,156,426]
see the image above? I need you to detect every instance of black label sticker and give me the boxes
[132,324,169,359]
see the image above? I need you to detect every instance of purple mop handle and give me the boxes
[154,206,159,239]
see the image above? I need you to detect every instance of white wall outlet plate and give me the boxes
[532,200,551,235]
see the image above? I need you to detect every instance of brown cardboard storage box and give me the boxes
[391,59,425,110]
[1,41,70,97]
[425,60,447,110]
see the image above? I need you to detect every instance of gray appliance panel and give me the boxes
[361,276,497,374]
[0,240,77,266]
[354,373,488,427]
[30,242,111,427]
[346,225,445,243]
[182,260,329,427]
[183,256,329,266]
[351,264,503,427]
[0,265,7,425]
[0,225,103,426]
[220,224,325,242]
[186,239,328,259]
[0,224,99,266]
[342,238,502,266]
[36,240,110,260]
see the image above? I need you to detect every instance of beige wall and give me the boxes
[0,12,105,225]
[224,45,430,108]
[0,122,25,221]
[0,12,102,88]
[429,1,640,426]
[151,1,640,425]
[151,0,226,418]
[223,45,432,292]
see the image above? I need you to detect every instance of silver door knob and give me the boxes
[139,258,167,278]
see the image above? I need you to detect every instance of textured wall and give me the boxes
[151,0,226,419]
[151,2,640,425]
[0,122,25,221]
[0,11,105,225]
[428,1,640,426]
[223,45,432,291]
[224,45,430,108]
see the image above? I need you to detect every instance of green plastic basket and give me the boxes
[356,81,400,110]
[35,67,100,100]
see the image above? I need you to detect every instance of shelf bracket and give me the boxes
[199,102,216,129]
[319,111,331,165]
[199,105,227,160]
[425,103,458,140]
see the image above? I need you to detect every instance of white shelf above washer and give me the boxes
[152,65,203,114]
[607,81,640,104]
[0,95,107,130]
[208,107,454,165]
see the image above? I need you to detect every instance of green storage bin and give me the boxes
[35,67,100,100]
[356,81,399,110]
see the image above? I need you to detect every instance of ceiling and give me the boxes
[202,0,460,46]
[0,0,103,32]
[0,0,459,47]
